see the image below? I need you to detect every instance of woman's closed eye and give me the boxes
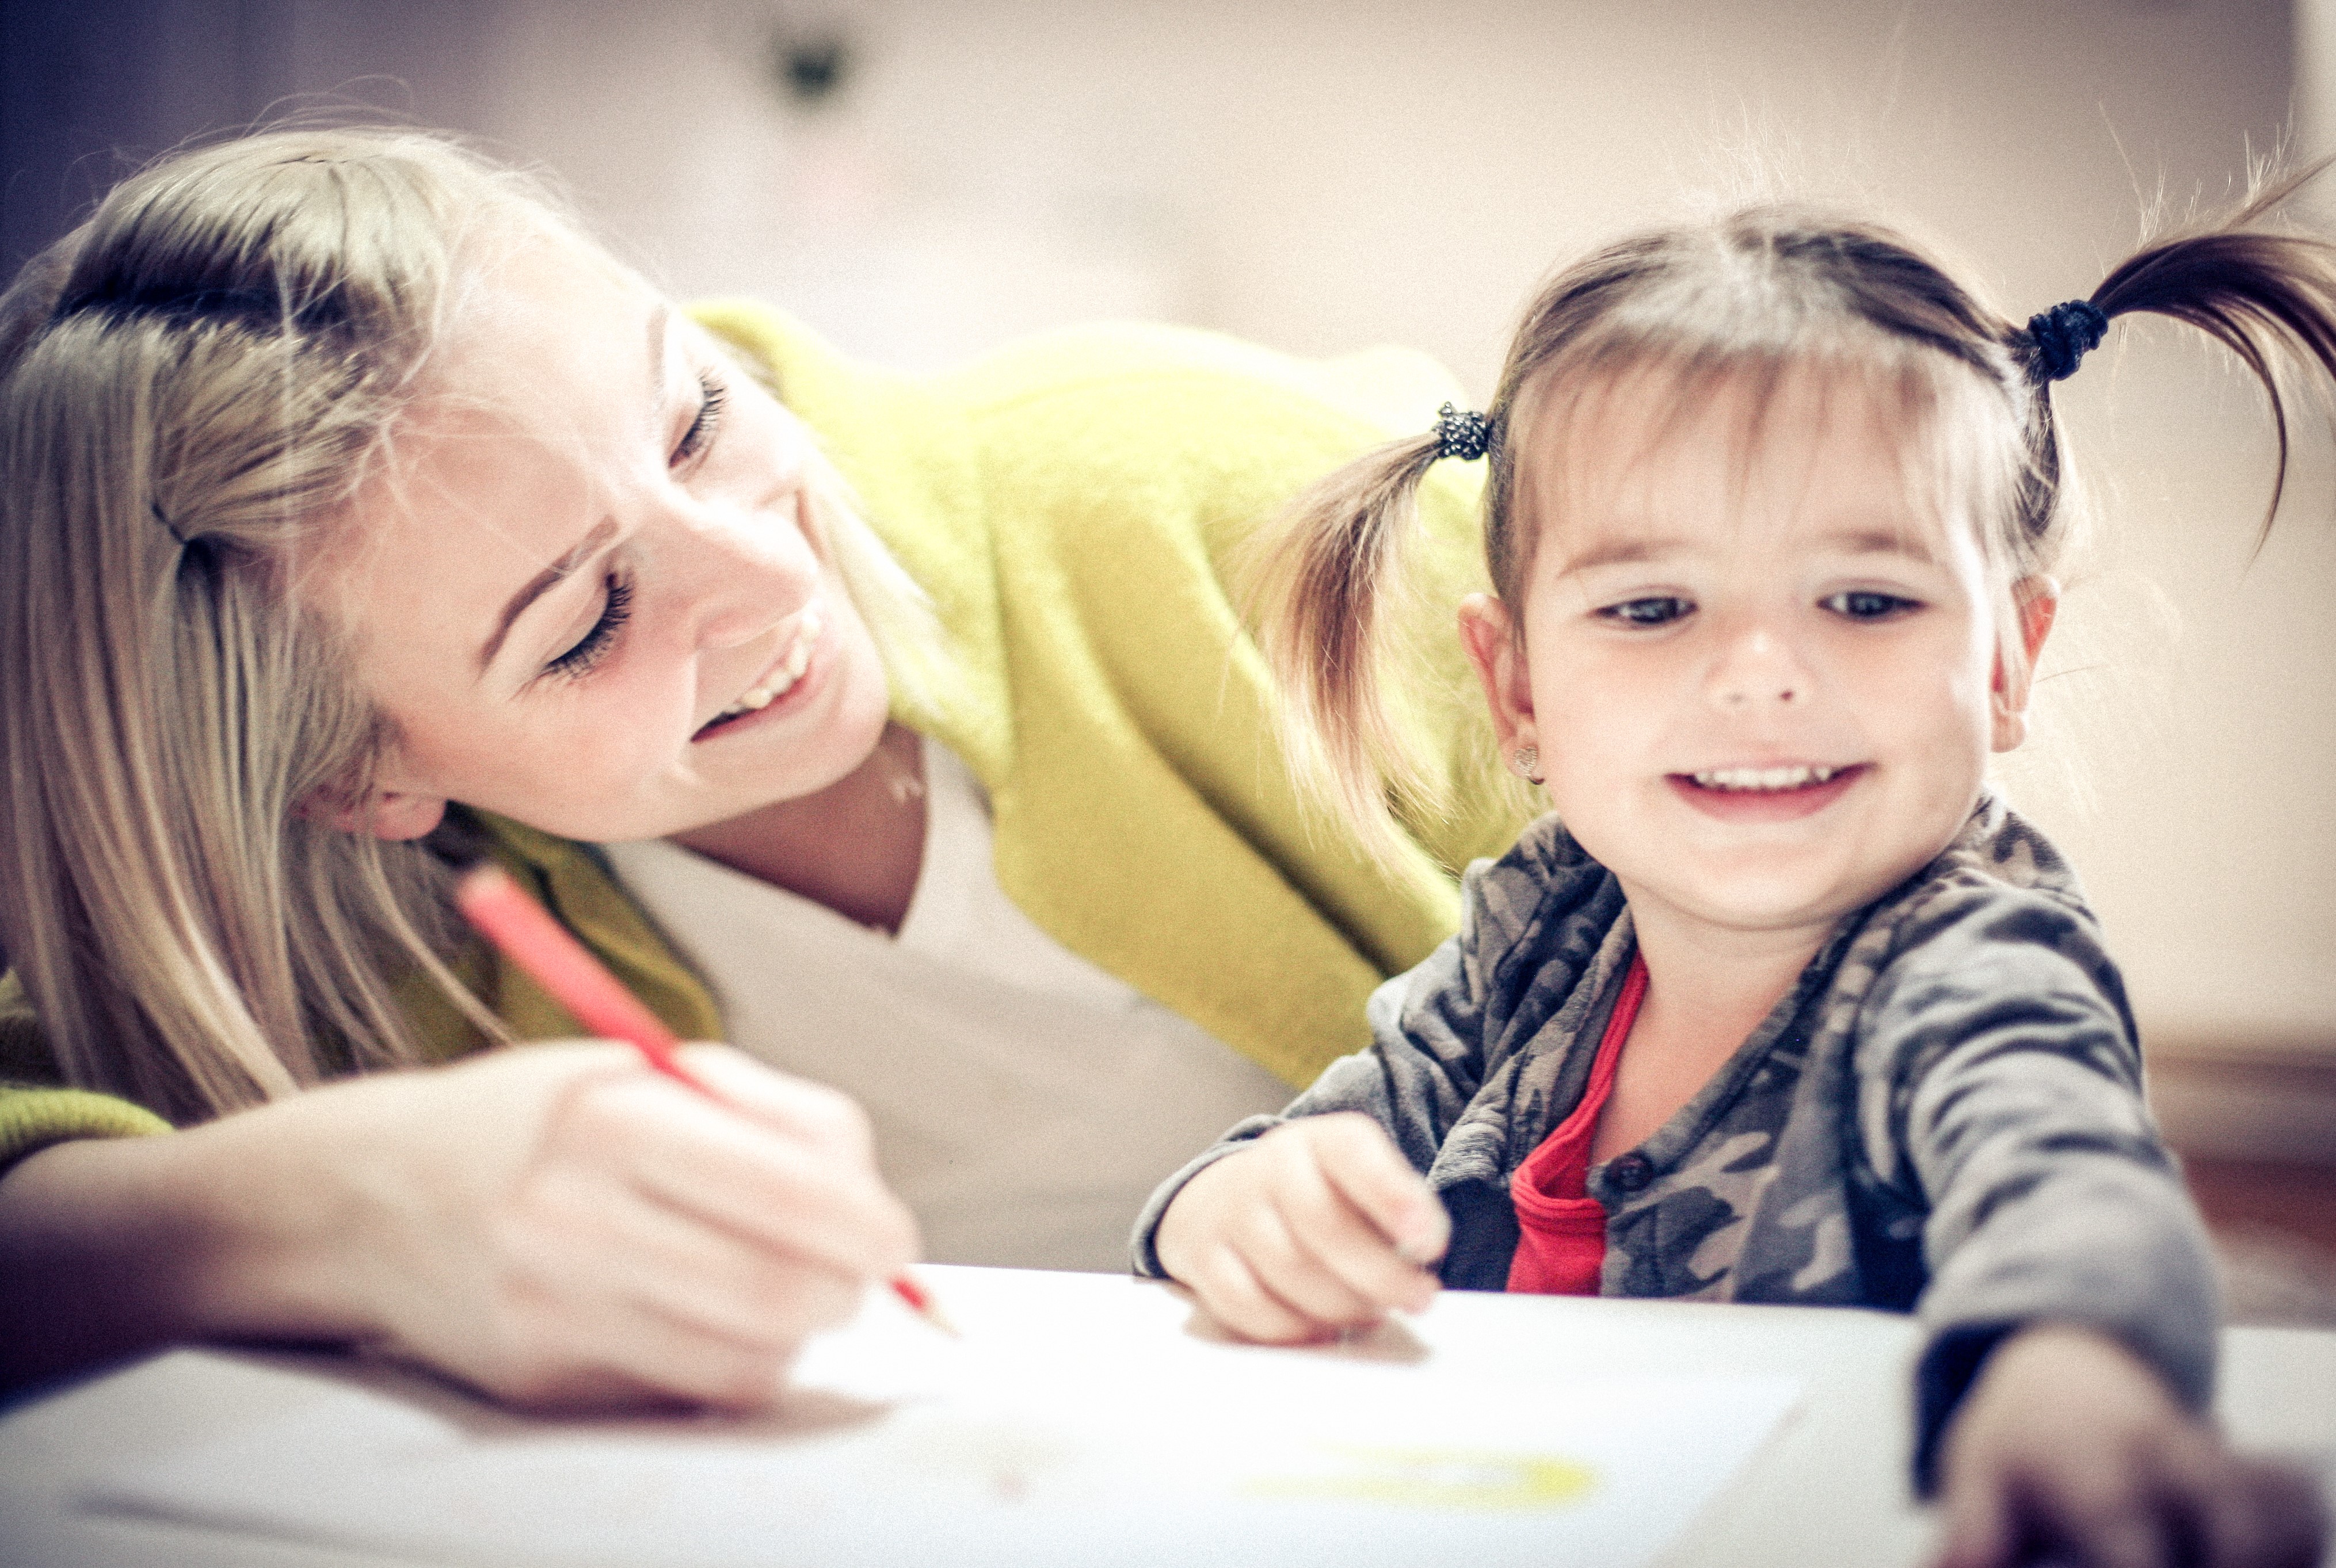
[672,370,727,468]
[543,575,633,680]
[1598,594,1695,628]
[1821,589,1923,621]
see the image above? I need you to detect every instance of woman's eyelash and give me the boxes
[673,371,727,466]
[544,575,633,680]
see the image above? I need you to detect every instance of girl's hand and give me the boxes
[0,1043,920,1410]
[1153,1113,1449,1342]
[1933,1323,2327,1568]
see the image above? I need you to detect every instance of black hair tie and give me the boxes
[2026,299,2109,383]
[1433,402,1491,461]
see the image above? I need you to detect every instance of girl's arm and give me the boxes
[1137,824,1622,1337]
[0,1043,917,1406]
[1858,870,2319,1566]
[1932,1323,2325,1568]
[1131,927,1489,1340]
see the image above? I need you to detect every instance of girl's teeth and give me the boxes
[711,607,824,722]
[1690,764,1841,792]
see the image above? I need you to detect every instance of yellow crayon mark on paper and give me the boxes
[1240,1444,1598,1511]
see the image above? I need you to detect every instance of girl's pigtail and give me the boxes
[2067,161,2336,541]
[1241,430,1452,865]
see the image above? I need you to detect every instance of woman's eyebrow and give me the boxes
[475,304,670,677]
[478,517,619,676]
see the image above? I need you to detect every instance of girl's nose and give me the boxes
[1706,627,1807,708]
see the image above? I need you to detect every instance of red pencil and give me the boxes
[453,862,955,1337]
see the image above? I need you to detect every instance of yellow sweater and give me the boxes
[0,308,1517,1164]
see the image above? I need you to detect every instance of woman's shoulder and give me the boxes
[0,972,176,1173]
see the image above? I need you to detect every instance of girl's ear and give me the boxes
[1458,593,1538,758]
[1990,575,2060,753]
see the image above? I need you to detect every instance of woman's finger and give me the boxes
[491,1289,809,1413]
[556,1072,919,1281]
[447,1167,866,1411]
[570,1174,870,1353]
[674,1046,877,1162]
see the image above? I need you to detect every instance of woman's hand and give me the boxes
[0,1043,919,1410]
[1933,1322,2327,1568]
[1153,1112,1449,1342]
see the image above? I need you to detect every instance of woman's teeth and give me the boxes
[714,606,823,720]
[1690,764,1842,792]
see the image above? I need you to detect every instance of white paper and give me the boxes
[84,1287,1801,1568]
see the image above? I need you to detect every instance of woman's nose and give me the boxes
[1705,625,1808,709]
[668,496,817,650]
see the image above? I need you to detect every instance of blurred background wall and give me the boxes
[3,0,2333,1158]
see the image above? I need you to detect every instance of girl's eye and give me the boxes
[544,575,633,680]
[1824,589,1921,621]
[1599,595,1694,627]
[672,371,727,468]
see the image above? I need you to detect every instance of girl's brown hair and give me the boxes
[1247,166,2336,858]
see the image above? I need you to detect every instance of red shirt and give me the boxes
[1506,953,1648,1296]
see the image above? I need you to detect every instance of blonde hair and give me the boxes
[0,128,939,1124]
[1250,170,2336,858]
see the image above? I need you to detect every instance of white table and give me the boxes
[2,1266,2330,1567]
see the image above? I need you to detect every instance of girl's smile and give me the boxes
[1463,363,2047,949]
[1667,761,1866,822]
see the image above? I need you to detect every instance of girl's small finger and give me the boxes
[1230,1185,1386,1326]
[1928,1461,2015,1568]
[1198,1244,1338,1345]
[1262,1136,1439,1315]
[2067,1511,2170,1568]
[1305,1115,1450,1265]
[2195,1456,2328,1568]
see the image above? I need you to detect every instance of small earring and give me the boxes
[1511,746,1542,784]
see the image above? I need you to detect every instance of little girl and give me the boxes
[1138,182,2334,1566]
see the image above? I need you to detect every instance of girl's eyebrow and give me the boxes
[474,304,672,677]
[1551,535,1693,575]
[1555,525,1942,577]
[1819,527,1941,565]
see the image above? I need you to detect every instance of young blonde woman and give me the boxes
[0,128,1513,1406]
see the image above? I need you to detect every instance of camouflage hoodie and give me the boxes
[1133,797,2217,1487]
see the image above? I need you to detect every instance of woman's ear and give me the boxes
[1458,593,1538,764]
[1990,575,2060,753]
[300,782,449,841]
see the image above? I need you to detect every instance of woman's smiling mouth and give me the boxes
[693,603,825,739]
